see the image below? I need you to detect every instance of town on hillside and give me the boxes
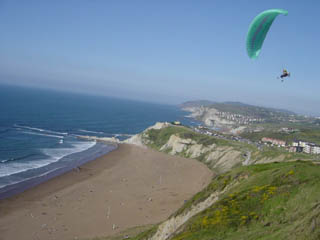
[216,111,264,125]
[192,125,320,155]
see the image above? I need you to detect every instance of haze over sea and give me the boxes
[0,84,196,198]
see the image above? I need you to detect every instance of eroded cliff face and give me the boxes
[122,124,317,240]
[122,122,246,173]
[122,123,305,240]
[157,134,243,173]
[183,106,235,128]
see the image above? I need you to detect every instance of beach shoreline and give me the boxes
[0,142,117,200]
[0,144,213,240]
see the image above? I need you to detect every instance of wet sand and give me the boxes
[0,144,212,240]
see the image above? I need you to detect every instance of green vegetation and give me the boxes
[146,125,320,162]
[144,126,319,172]
[241,127,320,145]
[251,146,318,162]
[144,126,257,172]
[170,161,320,240]
[145,126,251,150]
[137,161,320,240]
[89,125,320,240]
[173,172,233,217]
[145,126,188,149]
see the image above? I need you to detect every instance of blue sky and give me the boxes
[0,1,319,115]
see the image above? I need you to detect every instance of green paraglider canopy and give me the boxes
[246,9,288,59]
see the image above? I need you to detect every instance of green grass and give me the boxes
[89,125,320,240]
[144,126,254,151]
[168,161,320,240]
[144,126,189,150]
[255,147,318,161]
[144,126,257,172]
[241,128,320,145]
[144,125,319,170]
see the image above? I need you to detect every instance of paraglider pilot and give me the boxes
[280,69,290,79]
[278,69,290,82]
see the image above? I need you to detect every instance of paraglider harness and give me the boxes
[279,69,290,82]
[280,69,290,79]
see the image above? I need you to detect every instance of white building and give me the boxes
[304,144,311,154]
[292,141,299,147]
[299,141,308,147]
[311,145,320,154]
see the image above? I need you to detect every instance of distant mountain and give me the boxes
[223,101,296,115]
[180,100,296,117]
[179,100,301,132]
[179,100,216,108]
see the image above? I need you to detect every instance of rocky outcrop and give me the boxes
[159,135,243,173]
[186,143,216,159]
[183,106,234,128]
[146,122,171,130]
[160,135,215,158]
[160,135,195,154]
[183,106,250,134]
[123,133,146,147]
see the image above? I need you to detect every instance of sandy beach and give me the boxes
[0,144,212,240]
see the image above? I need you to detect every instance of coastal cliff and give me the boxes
[146,161,320,240]
[180,101,300,135]
[124,123,245,173]
[183,105,235,128]
[112,123,320,240]
[124,123,306,173]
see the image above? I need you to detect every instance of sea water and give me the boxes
[0,84,197,198]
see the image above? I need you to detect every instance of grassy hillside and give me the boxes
[143,126,256,172]
[145,126,236,150]
[137,161,320,240]
[241,128,320,145]
[171,161,320,240]
[88,125,320,240]
[143,126,317,168]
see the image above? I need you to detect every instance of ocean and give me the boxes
[0,85,197,199]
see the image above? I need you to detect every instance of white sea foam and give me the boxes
[0,158,54,178]
[0,159,9,163]
[14,124,45,132]
[78,129,133,138]
[21,131,64,139]
[14,125,68,135]
[78,129,105,134]
[0,167,63,189]
[0,141,96,178]
[41,141,96,161]
[114,133,133,137]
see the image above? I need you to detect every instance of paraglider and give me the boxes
[246,9,288,59]
[278,69,290,82]
[246,9,290,82]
